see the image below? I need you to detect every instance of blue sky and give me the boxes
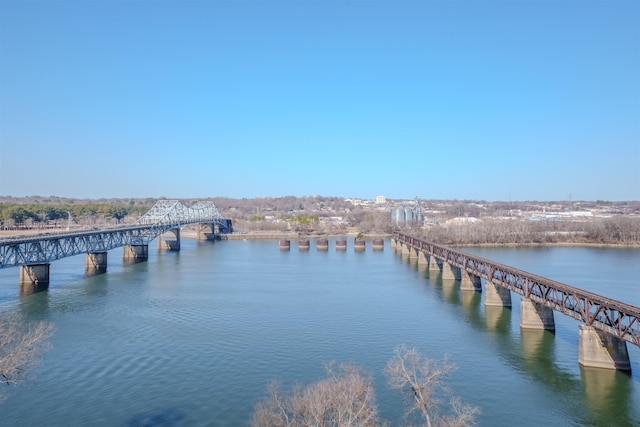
[1,0,638,201]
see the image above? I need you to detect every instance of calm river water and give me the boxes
[0,238,638,426]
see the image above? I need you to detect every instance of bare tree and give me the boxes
[385,345,479,427]
[0,314,55,402]
[252,363,381,427]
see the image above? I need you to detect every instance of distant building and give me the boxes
[376,195,386,205]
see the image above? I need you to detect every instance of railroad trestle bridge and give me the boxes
[393,232,639,372]
[0,200,232,292]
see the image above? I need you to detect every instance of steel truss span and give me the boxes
[0,200,229,269]
[394,232,640,347]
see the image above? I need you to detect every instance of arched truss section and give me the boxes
[134,200,223,227]
[131,200,225,244]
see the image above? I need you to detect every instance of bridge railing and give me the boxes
[393,232,640,347]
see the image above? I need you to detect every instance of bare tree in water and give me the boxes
[252,363,381,427]
[385,345,480,427]
[0,314,54,402]
[253,347,480,427]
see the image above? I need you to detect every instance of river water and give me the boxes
[0,238,638,426]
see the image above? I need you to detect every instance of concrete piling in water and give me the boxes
[401,242,410,257]
[158,228,181,251]
[428,255,440,272]
[317,239,329,251]
[86,252,107,276]
[484,281,512,307]
[123,244,149,264]
[460,270,482,291]
[417,251,428,266]
[372,239,384,251]
[520,299,555,331]
[441,261,457,280]
[298,239,310,250]
[578,325,631,371]
[409,246,419,260]
[354,239,366,251]
[19,263,50,294]
[336,239,347,250]
[279,240,291,250]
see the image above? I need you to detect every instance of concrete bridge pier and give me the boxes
[401,242,410,257]
[123,245,149,264]
[317,239,329,251]
[19,264,50,293]
[484,281,512,307]
[417,251,428,266]
[441,261,457,280]
[460,270,482,291]
[86,252,107,276]
[391,238,397,251]
[428,255,439,272]
[520,299,555,331]
[158,228,181,251]
[197,223,216,241]
[578,325,631,371]
[408,246,418,260]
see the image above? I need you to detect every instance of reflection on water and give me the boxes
[581,367,635,426]
[484,305,512,334]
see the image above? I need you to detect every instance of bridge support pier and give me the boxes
[391,238,397,251]
[417,251,428,266]
[19,263,50,293]
[86,252,107,276]
[441,261,457,280]
[578,325,631,371]
[123,245,148,263]
[519,299,555,331]
[428,255,439,271]
[401,242,410,257]
[198,223,216,241]
[484,281,512,307]
[460,271,482,291]
[408,246,418,259]
[158,228,181,251]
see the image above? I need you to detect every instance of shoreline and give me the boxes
[2,228,638,248]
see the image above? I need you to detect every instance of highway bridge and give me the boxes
[0,200,231,291]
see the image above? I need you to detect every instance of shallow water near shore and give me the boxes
[0,238,638,426]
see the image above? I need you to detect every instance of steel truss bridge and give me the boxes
[0,200,230,269]
[394,232,640,347]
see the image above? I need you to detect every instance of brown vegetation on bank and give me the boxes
[415,216,640,247]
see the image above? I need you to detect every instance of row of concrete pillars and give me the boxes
[392,239,632,372]
[279,239,385,251]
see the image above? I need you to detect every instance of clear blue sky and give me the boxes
[1,0,638,201]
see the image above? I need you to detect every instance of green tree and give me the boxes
[7,206,32,226]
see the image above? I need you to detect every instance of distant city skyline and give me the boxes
[1,1,638,201]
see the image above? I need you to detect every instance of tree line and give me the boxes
[415,216,640,245]
[0,203,149,228]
